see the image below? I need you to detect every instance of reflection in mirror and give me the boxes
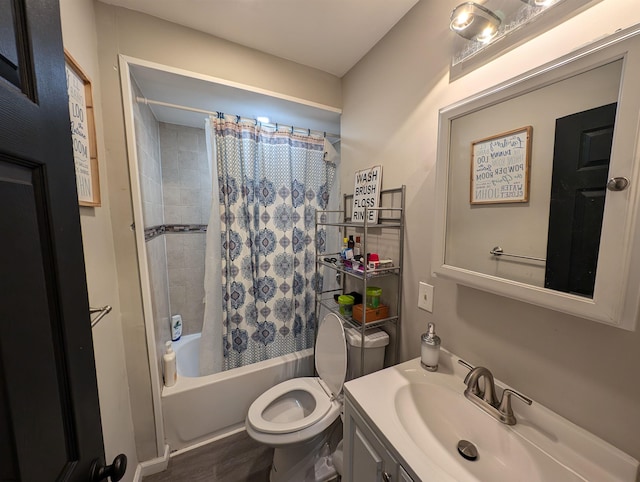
[445,60,622,299]
[545,102,616,297]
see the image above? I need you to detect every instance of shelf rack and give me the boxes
[315,186,405,378]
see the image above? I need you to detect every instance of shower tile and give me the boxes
[169,286,185,307]
[163,167,180,189]
[184,245,205,267]
[160,126,177,150]
[164,206,182,224]
[183,233,206,251]
[178,149,199,171]
[180,188,200,207]
[179,168,201,189]
[161,149,178,172]
[164,234,184,252]
[166,249,185,269]
[169,267,188,286]
[163,186,180,207]
[185,275,205,295]
[177,129,199,151]
[181,205,202,225]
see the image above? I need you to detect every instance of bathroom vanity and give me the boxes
[342,352,639,481]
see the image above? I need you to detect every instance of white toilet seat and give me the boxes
[247,377,332,434]
[246,313,347,450]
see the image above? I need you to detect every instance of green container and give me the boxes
[338,294,355,317]
[366,287,382,308]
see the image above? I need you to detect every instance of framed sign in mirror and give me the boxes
[470,126,532,204]
[65,51,101,207]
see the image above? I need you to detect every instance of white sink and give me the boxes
[395,382,583,481]
[344,352,639,481]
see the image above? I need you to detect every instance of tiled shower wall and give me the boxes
[160,123,210,336]
[133,79,211,354]
[131,78,171,371]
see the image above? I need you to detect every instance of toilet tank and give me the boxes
[343,327,389,380]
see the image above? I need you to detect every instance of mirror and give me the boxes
[433,26,640,330]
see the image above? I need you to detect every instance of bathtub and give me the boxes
[162,333,314,451]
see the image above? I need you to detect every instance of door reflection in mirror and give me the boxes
[545,103,617,297]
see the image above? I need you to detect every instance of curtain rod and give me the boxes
[135,96,340,139]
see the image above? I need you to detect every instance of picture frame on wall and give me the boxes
[470,126,532,205]
[65,50,101,207]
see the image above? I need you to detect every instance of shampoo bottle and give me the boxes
[163,341,177,387]
[421,322,441,371]
[171,314,182,341]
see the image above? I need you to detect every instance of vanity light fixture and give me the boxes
[519,0,555,6]
[450,2,502,43]
[256,116,270,123]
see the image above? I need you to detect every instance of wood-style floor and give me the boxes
[143,430,273,481]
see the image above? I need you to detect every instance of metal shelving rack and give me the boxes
[315,186,405,377]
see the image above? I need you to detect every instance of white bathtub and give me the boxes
[162,333,314,451]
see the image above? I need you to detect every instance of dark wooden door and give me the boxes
[0,1,112,480]
[545,103,617,297]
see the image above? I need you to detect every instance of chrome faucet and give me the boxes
[458,360,532,425]
[463,366,498,406]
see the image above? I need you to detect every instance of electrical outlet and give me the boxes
[418,282,434,312]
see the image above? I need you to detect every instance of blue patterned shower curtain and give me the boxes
[207,114,335,371]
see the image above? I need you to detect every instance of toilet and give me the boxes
[245,313,350,482]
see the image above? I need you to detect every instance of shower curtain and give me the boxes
[200,114,336,374]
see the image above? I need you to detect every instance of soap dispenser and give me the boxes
[421,322,441,371]
[163,341,177,387]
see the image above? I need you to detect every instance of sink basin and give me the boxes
[343,352,639,481]
[395,382,583,481]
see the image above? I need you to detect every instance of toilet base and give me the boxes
[269,420,341,482]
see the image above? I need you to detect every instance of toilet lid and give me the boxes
[315,313,347,397]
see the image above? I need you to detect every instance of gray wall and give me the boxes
[341,0,640,460]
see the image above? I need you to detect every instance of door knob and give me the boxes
[606,176,629,191]
[90,454,127,482]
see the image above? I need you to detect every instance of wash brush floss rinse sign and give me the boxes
[353,165,382,223]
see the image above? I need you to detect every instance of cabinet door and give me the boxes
[352,425,384,480]
[345,399,398,482]
[398,465,414,481]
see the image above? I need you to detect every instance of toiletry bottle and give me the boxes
[348,235,355,250]
[354,236,361,257]
[421,322,441,371]
[171,314,182,341]
[163,341,177,387]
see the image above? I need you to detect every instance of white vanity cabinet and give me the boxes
[344,395,415,482]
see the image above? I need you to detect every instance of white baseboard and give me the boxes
[132,444,170,481]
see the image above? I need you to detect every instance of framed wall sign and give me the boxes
[352,165,382,223]
[470,126,532,204]
[65,51,101,207]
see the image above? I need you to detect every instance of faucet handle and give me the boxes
[498,388,533,425]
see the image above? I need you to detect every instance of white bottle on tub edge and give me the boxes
[163,340,177,387]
